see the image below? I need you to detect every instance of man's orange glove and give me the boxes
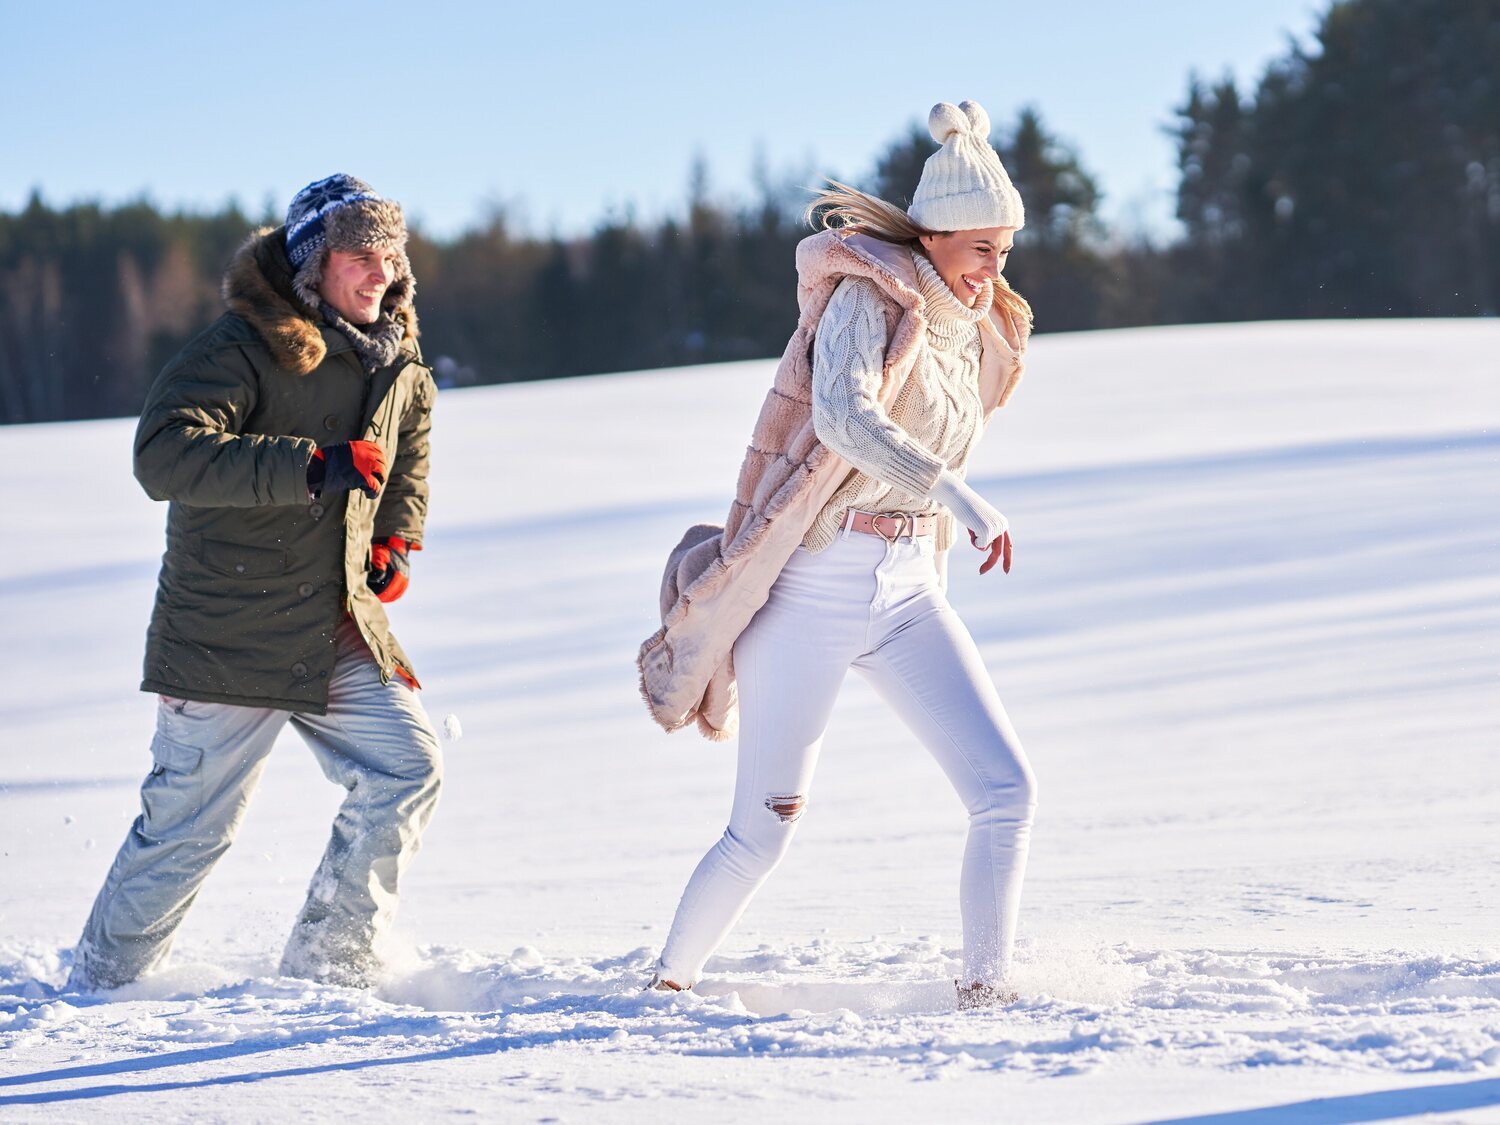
[309,440,386,499]
[368,536,417,602]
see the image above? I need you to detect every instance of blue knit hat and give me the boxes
[285,174,385,268]
[282,173,414,311]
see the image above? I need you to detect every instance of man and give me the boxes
[68,174,442,990]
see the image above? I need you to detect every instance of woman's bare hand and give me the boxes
[971,528,1013,575]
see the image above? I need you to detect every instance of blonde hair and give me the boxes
[804,180,1034,329]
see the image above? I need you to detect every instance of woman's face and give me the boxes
[919,227,1016,307]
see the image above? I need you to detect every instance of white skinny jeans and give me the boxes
[657,531,1037,987]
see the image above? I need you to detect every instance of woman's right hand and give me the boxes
[931,469,1011,558]
[971,527,1013,575]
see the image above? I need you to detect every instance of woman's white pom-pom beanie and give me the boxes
[907,100,1025,233]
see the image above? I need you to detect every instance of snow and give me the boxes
[2,319,1498,1122]
[441,713,463,743]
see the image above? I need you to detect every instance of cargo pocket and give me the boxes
[199,537,288,578]
[140,733,205,837]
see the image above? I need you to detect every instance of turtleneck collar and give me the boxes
[911,249,991,335]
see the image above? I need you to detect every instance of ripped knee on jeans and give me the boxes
[764,794,806,823]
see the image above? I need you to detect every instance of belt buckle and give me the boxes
[874,511,910,544]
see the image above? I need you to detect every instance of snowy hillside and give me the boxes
[2,320,1498,1122]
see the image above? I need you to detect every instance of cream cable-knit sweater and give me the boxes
[804,249,991,553]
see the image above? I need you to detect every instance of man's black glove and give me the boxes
[308,440,386,499]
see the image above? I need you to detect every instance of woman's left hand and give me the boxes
[971,528,1013,575]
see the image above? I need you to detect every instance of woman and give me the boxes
[638,100,1037,1009]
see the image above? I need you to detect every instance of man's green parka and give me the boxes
[133,227,436,713]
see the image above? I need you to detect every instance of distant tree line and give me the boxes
[2,0,1495,424]
[1167,0,1499,320]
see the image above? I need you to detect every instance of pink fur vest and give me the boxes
[637,228,1030,740]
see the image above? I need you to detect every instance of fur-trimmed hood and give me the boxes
[638,227,1029,741]
[221,226,419,376]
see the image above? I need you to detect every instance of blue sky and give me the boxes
[3,0,1324,241]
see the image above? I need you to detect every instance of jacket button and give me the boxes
[309,503,325,519]
[291,661,309,678]
[234,563,247,574]
[297,582,315,598]
[323,414,340,431]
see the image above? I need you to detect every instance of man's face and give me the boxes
[319,247,398,325]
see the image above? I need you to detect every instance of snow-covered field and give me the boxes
[2,320,1498,1123]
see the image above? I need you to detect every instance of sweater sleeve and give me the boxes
[811,276,947,496]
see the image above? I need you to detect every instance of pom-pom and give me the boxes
[959,100,991,139]
[928,102,970,144]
